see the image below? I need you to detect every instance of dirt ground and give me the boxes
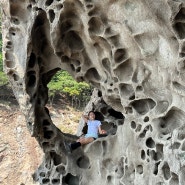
[0,87,82,185]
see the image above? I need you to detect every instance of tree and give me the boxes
[48,70,92,108]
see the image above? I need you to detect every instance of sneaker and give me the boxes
[64,141,72,153]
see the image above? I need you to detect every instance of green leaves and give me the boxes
[0,16,8,86]
[48,70,92,104]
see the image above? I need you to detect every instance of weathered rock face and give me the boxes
[2,0,185,184]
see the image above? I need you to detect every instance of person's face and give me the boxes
[88,112,95,120]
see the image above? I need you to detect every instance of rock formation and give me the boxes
[1,0,185,184]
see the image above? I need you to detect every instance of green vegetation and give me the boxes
[0,13,9,86]
[48,70,92,108]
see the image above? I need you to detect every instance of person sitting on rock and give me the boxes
[65,111,106,152]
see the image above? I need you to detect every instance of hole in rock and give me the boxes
[102,58,111,73]
[117,120,123,125]
[11,17,20,25]
[50,151,62,166]
[131,121,136,129]
[173,22,185,39]
[6,60,15,68]
[108,109,124,119]
[86,4,93,9]
[98,90,102,97]
[63,173,79,185]
[49,9,55,23]
[129,95,135,100]
[136,85,143,91]
[40,172,45,177]
[175,8,185,21]
[131,98,156,115]
[114,48,128,63]
[64,31,84,51]
[27,4,32,10]
[33,12,46,28]
[114,59,133,82]
[119,83,135,99]
[28,53,36,68]
[27,71,36,87]
[170,142,180,149]
[105,27,112,35]
[60,20,73,34]
[146,137,155,148]
[158,107,185,136]
[77,155,90,169]
[100,107,107,115]
[88,7,99,17]
[88,17,104,35]
[135,124,142,132]
[141,150,146,160]
[162,162,171,180]
[172,81,185,96]
[57,4,63,10]
[42,142,50,148]
[107,175,112,182]
[13,73,19,81]
[85,67,101,83]
[45,0,54,6]
[150,150,162,161]
[44,130,54,139]
[107,35,120,47]
[76,67,81,73]
[56,165,66,174]
[52,179,60,184]
[93,111,104,121]
[153,162,160,175]
[144,116,149,122]
[136,165,143,174]
[125,107,133,114]
[139,132,146,138]
[6,41,12,49]
[70,64,75,71]
[61,55,70,63]
[42,178,50,184]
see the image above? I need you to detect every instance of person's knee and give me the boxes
[84,137,94,144]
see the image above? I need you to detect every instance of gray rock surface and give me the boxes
[1,0,185,184]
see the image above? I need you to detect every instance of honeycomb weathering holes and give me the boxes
[146,137,155,148]
[114,48,128,63]
[63,31,84,51]
[76,156,90,169]
[48,9,55,23]
[131,98,156,115]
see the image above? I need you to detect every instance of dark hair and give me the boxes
[88,111,95,116]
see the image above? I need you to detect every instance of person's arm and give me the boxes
[98,126,106,134]
[82,114,88,123]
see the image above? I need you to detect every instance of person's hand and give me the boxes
[82,114,88,118]
[101,130,106,134]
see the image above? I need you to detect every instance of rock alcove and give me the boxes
[2,0,185,184]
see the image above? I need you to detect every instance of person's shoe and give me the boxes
[64,141,72,153]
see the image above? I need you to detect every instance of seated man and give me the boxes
[65,111,106,152]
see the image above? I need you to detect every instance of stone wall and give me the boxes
[1,0,185,184]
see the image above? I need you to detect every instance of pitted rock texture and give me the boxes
[2,0,185,184]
